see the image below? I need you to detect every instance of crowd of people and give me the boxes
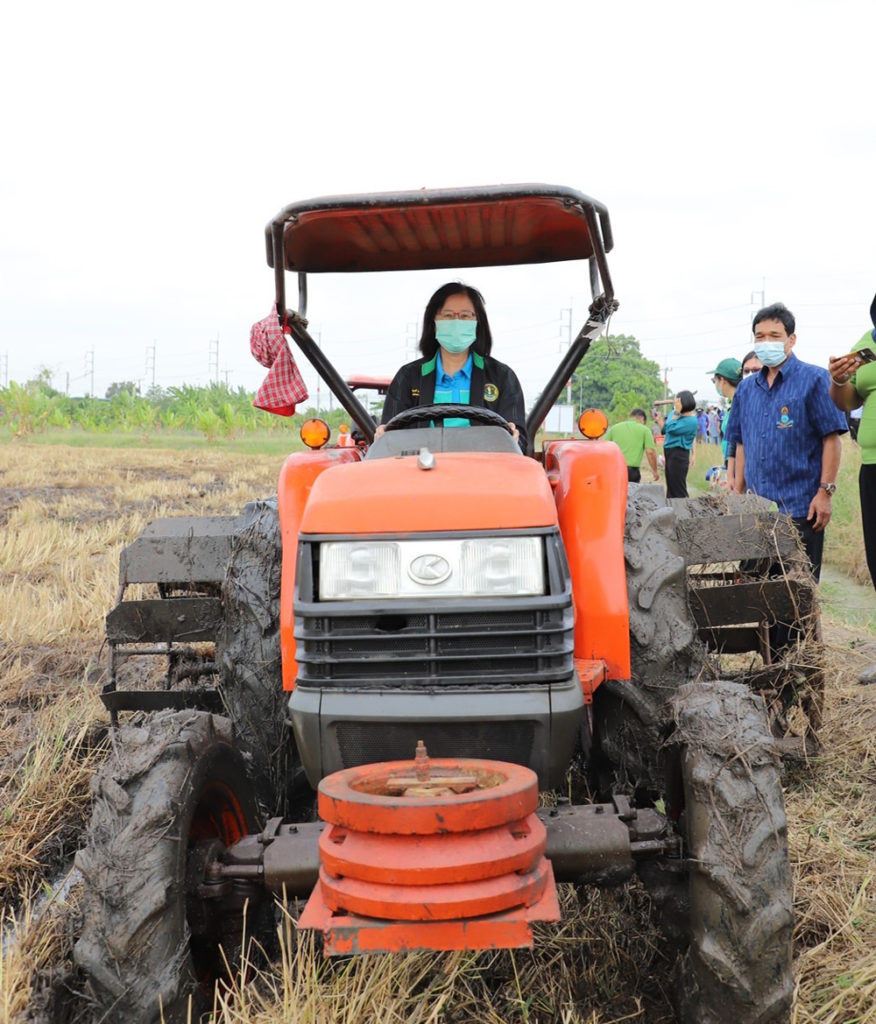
[639,300,875,682]
[696,404,725,446]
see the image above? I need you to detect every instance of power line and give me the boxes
[501,316,566,335]
[620,299,867,329]
[643,323,747,342]
[618,303,750,324]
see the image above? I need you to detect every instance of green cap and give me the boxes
[708,357,742,383]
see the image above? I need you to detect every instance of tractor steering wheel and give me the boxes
[382,403,514,435]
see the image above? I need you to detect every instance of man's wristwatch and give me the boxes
[819,482,837,496]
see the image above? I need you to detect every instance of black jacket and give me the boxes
[380,351,528,451]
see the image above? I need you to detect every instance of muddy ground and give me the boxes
[8,612,873,1024]
[1,449,875,1024]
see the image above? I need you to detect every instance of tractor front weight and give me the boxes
[194,752,679,955]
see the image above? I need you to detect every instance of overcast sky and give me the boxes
[2,0,873,414]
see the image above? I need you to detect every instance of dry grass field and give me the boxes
[1,442,874,1024]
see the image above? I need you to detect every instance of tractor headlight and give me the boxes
[460,538,544,595]
[318,537,544,600]
[318,542,401,599]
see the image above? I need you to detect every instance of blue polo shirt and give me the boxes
[433,350,472,427]
[724,354,847,517]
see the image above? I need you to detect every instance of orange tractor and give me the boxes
[75,186,807,1023]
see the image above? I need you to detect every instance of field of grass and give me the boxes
[18,425,309,457]
[0,438,874,1024]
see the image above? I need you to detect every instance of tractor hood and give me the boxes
[299,452,557,535]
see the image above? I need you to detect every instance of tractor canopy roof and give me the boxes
[265,183,613,276]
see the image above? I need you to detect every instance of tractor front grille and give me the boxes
[294,603,573,686]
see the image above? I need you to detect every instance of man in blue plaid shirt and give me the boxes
[725,302,847,581]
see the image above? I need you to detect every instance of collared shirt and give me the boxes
[604,419,656,467]
[433,350,472,427]
[724,353,847,517]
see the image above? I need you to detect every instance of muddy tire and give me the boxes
[670,680,793,1024]
[74,710,262,1024]
[593,484,703,792]
[219,498,290,814]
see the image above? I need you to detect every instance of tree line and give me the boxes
[2,335,664,439]
[0,375,350,440]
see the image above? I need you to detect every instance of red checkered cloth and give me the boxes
[250,305,309,416]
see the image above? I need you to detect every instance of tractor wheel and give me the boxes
[220,498,291,814]
[593,484,704,793]
[74,710,263,1024]
[669,680,794,1024]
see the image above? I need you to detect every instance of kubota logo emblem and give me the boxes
[408,554,451,585]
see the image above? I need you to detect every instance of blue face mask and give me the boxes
[753,341,787,367]
[435,319,477,354]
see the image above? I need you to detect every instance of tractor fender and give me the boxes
[544,440,630,683]
[278,448,362,689]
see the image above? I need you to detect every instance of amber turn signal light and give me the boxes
[301,418,331,449]
[578,408,608,439]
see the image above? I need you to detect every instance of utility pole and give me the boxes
[0,353,7,387]
[750,279,766,318]
[406,322,418,360]
[208,337,219,383]
[85,349,95,397]
[145,344,156,389]
[222,369,231,386]
[661,363,673,400]
[560,306,573,403]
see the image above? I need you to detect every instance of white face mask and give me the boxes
[754,341,787,367]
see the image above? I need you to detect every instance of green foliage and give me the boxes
[571,335,664,422]
[0,380,60,435]
[27,367,64,398]
[2,347,656,443]
[195,408,222,441]
[105,380,140,400]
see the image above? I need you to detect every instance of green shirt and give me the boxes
[851,332,876,465]
[604,419,656,468]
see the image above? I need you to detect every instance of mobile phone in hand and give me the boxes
[856,345,876,363]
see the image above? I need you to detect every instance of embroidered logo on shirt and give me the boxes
[776,406,793,429]
[483,383,499,403]
[410,387,420,399]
